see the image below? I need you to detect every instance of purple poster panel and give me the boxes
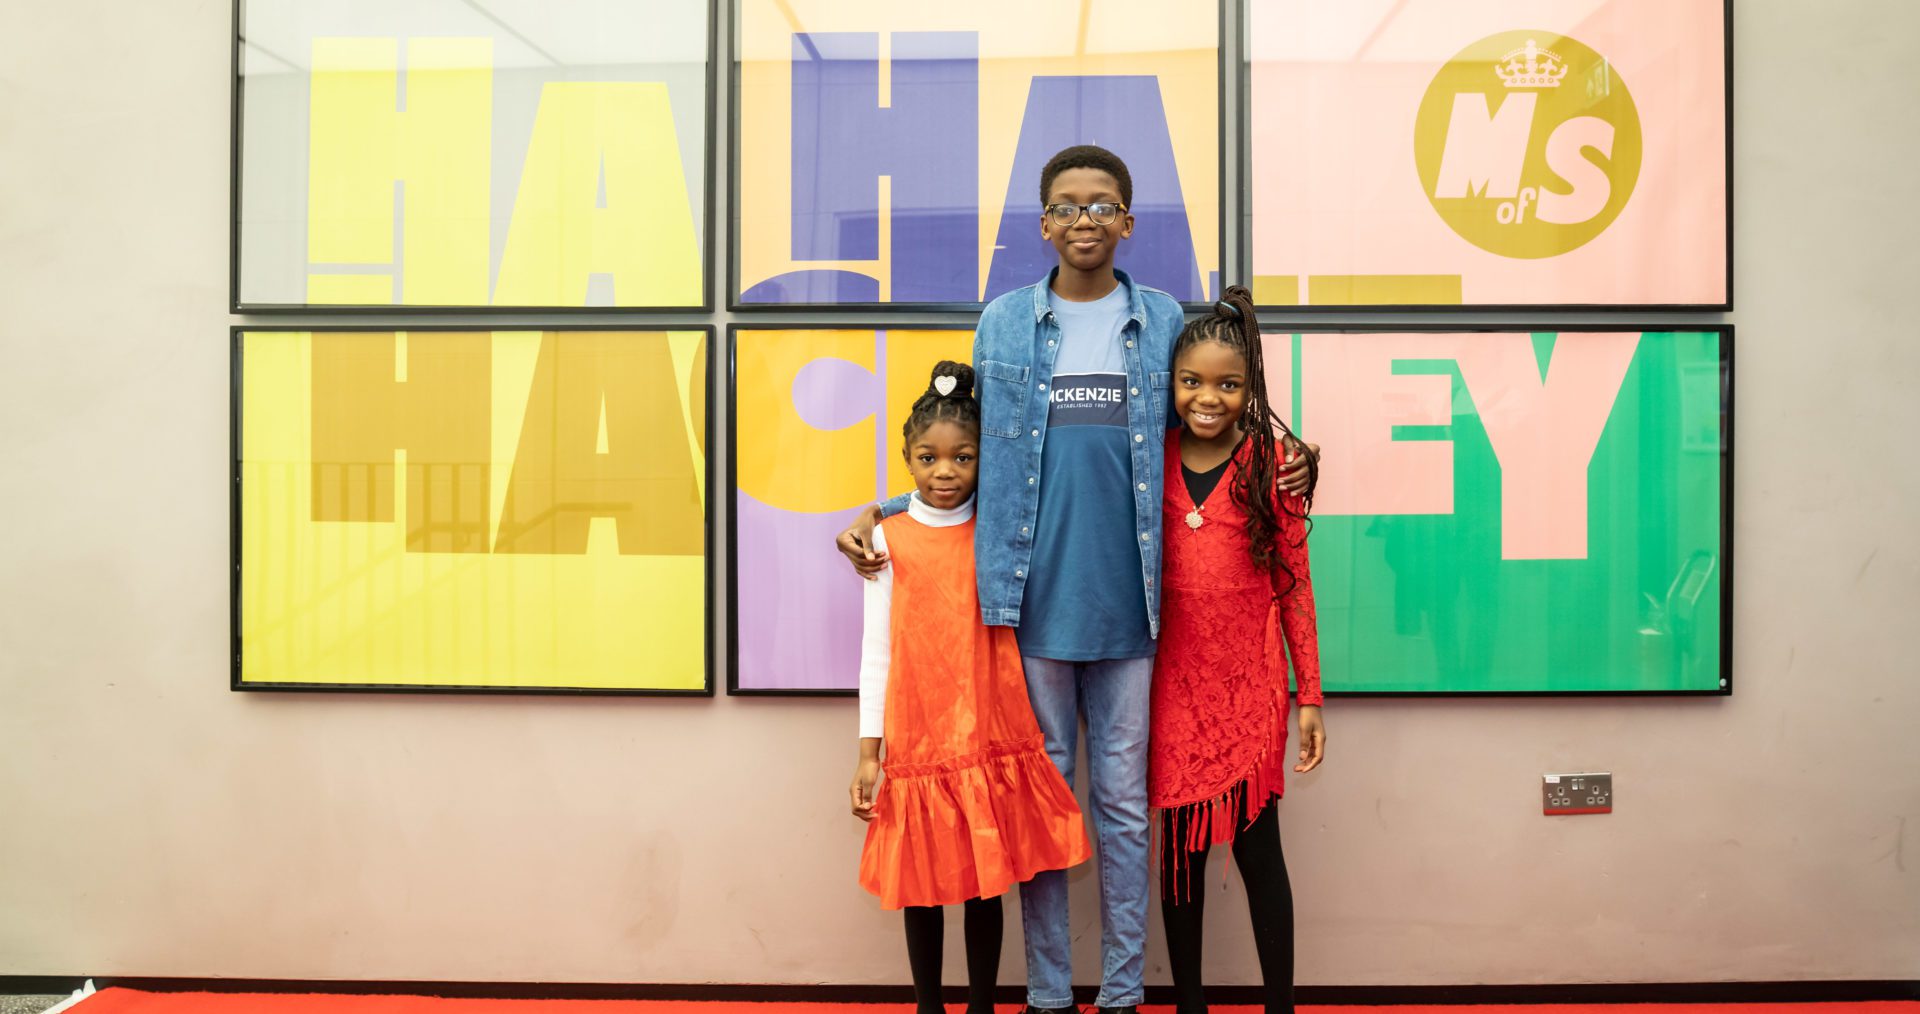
[731,327,973,692]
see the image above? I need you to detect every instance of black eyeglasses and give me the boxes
[1044,202,1126,227]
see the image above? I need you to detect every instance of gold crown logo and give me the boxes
[1495,39,1568,88]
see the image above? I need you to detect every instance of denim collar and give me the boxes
[1028,266,1148,327]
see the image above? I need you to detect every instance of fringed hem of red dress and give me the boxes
[1154,768,1284,902]
[859,736,1091,910]
[1152,700,1290,903]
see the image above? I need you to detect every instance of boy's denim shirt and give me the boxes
[881,268,1183,638]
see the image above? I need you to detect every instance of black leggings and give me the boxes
[1159,801,1294,1014]
[903,895,1002,1014]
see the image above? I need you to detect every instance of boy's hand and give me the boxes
[1279,438,1321,496]
[1294,705,1326,773]
[849,757,882,821]
[836,505,888,580]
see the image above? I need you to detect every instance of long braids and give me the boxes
[1172,284,1317,594]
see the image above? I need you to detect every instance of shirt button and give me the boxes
[1015,570,1024,578]
[1038,383,1047,391]
[1126,340,1135,348]
[1048,340,1056,347]
[1134,434,1144,443]
[1031,429,1039,437]
[1137,483,1147,491]
[1021,526,1030,535]
[1147,577,1155,586]
[1141,532,1151,542]
[1028,477,1036,485]
[1130,387,1139,396]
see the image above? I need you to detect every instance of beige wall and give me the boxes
[2,0,1916,987]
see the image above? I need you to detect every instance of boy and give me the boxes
[839,145,1315,1014]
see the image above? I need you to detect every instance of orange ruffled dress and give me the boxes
[858,513,1091,910]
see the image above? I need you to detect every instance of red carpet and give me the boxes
[62,994,1920,1014]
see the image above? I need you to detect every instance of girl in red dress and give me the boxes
[849,362,1091,1014]
[1150,287,1327,1014]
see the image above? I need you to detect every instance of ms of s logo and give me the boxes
[1414,31,1643,259]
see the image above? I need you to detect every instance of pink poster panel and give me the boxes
[1247,0,1728,309]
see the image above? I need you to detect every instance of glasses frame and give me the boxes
[1043,201,1128,228]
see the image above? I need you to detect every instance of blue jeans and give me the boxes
[1018,655,1154,1009]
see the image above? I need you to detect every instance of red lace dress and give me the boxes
[1149,431,1322,863]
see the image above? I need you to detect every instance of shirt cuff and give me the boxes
[877,492,911,520]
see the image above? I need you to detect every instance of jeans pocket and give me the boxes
[979,359,1029,439]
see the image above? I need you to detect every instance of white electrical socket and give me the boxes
[1543,772,1612,815]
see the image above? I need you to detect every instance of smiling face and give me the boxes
[1174,338,1250,444]
[903,420,979,510]
[1041,167,1134,276]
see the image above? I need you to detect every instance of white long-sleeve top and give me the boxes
[857,492,976,739]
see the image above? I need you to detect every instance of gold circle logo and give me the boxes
[1414,32,1642,259]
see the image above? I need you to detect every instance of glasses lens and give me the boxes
[1047,204,1077,226]
[1088,203,1120,225]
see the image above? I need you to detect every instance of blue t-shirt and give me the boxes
[1015,284,1156,661]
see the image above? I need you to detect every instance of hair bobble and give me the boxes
[1214,300,1241,318]
[902,361,980,442]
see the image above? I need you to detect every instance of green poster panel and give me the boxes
[1271,327,1729,695]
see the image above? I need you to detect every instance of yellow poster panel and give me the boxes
[236,328,710,693]
[235,0,709,308]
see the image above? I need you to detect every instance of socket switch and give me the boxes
[1543,772,1612,815]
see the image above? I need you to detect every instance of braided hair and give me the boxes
[1171,285,1316,590]
[902,360,979,444]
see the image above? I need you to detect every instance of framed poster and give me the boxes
[1245,0,1730,310]
[728,324,1730,695]
[233,0,713,312]
[234,326,713,694]
[1265,325,1730,693]
[732,0,1223,310]
[728,325,972,694]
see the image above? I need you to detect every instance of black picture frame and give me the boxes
[1257,321,1734,697]
[230,0,720,315]
[1235,0,1735,314]
[725,321,1733,698]
[725,0,1230,315]
[231,323,718,696]
[724,322,977,697]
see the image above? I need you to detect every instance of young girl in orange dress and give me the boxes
[849,361,1091,1014]
[1150,287,1327,1014]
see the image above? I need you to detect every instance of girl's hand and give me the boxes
[1278,438,1321,495]
[1294,705,1326,773]
[835,505,889,580]
[849,758,882,821]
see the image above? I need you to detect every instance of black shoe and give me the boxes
[1097,1008,1138,1014]
[1022,1006,1076,1014]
